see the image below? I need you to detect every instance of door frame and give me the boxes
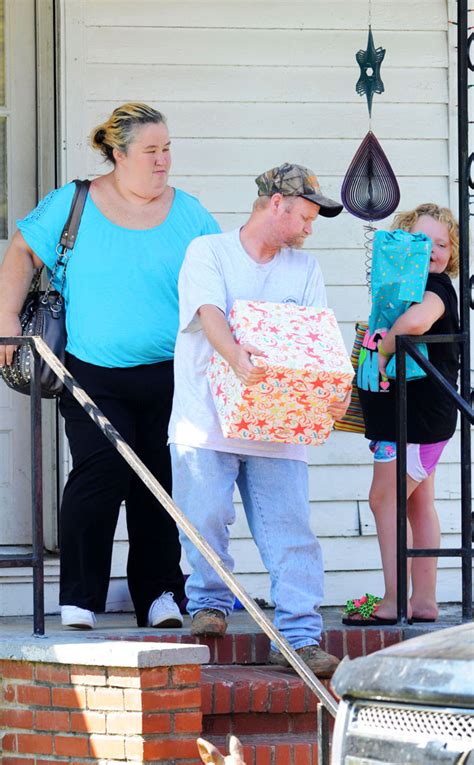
[37,0,59,551]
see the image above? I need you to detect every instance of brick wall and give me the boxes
[0,641,209,765]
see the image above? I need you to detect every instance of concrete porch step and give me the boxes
[208,732,319,764]
[0,608,462,765]
[200,665,329,735]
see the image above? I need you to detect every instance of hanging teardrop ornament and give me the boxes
[340,130,400,222]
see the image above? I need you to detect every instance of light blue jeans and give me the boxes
[170,445,324,649]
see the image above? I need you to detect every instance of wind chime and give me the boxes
[340,3,400,288]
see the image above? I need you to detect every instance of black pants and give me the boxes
[58,354,184,626]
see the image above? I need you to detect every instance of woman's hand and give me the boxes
[329,390,351,420]
[0,312,22,366]
[229,343,267,386]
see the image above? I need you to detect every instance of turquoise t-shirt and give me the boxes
[17,183,220,367]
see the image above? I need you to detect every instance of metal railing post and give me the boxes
[0,337,46,636]
[457,0,473,625]
[394,335,473,625]
[30,342,45,636]
[395,336,409,625]
[317,702,331,765]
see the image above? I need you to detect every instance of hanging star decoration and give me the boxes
[356,26,386,117]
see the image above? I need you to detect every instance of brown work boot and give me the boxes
[191,608,227,637]
[268,644,340,678]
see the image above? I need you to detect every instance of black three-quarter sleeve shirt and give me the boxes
[358,273,460,444]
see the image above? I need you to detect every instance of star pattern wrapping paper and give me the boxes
[207,301,354,446]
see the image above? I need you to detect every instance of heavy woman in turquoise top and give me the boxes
[0,103,220,629]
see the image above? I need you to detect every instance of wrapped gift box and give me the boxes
[207,300,354,446]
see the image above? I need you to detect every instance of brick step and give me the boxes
[109,624,402,664]
[200,665,331,736]
[112,631,271,664]
[207,732,319,764]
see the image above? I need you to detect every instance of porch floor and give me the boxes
[0,602,465,642]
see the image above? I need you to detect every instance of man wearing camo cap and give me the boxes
[255,162,343,217]
[169,163,348,677]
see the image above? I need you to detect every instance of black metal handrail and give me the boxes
[395,333,473,625]
[457,0,473,627]
[0,337,336,758]
[389,0,474,627]
[0,334,338,739]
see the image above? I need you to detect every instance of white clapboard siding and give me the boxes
[87,139,449,178]
[86,102,449,140]
[359,500,465,537]
[85,28,448,68]
[54,0,469,613]
[86,1,447,32]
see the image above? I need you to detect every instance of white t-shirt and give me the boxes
[168,228,328,461]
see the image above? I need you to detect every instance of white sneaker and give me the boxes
[147,592,183,628]
[61,605,96,629]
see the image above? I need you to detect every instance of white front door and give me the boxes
[0,0,39,545]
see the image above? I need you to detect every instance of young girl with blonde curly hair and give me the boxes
[346,203,460,625]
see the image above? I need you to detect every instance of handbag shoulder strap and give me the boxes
[43,179,91,300]
[59,179,91,251]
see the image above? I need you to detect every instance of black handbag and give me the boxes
[1,179,90,398]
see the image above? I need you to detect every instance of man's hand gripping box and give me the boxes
[207,300,354,446]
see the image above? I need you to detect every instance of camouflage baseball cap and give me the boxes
[255,162,343,218]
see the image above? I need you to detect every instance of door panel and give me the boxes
[0,0,37,544]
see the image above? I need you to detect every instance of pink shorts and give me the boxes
[369,440,449,482]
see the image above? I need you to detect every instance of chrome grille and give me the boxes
[350,702,474,741]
